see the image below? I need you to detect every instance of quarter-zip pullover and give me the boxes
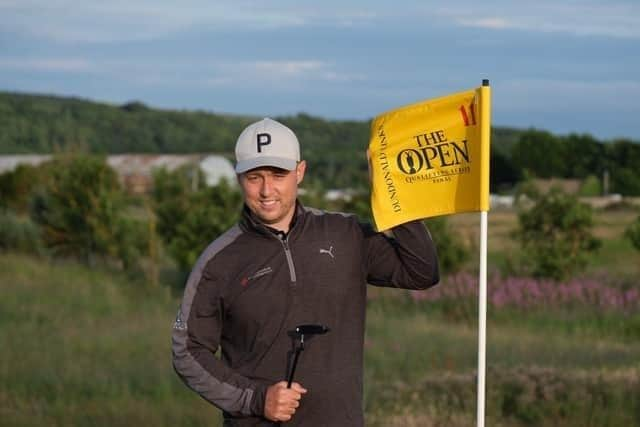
[172,202,439,426]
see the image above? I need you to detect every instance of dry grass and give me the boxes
[447,206,640,277]
[592,209,639,239]
[449,207,639,249]
[449,210,518,253]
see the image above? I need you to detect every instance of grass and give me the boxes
[2,251,639,426]
[365,303,639,375]
[587,237,640,277]
[449,207,640,278]
[0,253,217,427]
[364,292,640,426]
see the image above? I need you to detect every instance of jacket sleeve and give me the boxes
[362,219,440,289]
[172,260,268,418]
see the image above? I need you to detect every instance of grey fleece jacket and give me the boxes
[172,203,439,426]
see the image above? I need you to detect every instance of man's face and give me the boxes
[238,161,306,232]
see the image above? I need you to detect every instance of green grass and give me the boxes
[586,236,640,277]
[364,297,640,426]
[0,253,219,427]
[2,252,639,426]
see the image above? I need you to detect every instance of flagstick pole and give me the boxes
[477,210,488,427]
[476,78,491,427]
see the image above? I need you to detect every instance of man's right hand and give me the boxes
[264,381,307,422]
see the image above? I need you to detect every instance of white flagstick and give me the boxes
[477,210,488,427]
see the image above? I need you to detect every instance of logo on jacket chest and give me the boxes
[319,245,335,259]
[240,266,273,287]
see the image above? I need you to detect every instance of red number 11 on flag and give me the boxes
[460,102,477,126]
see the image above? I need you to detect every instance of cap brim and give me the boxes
[235,157,297,174]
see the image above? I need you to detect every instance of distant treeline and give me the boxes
[1,91,639,194]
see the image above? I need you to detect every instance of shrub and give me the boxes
[611,167,640,196]
[30,154,142,269]
[424,216,470,274]
[578,174,602,197]
[0,163,47,213]
[0,211,43,254]
[151,166,193,246]
[152,167,242,272]
[514,188,601,281]
[112,215,149,272]
[626,215,640,252]
[167,181,242,271]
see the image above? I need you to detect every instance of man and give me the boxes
[172,118,439,426]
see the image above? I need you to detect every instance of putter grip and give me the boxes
[287,348,302,388]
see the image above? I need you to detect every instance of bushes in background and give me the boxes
[424,216,470,275]
[152,167,242,272]
[0,211,43,254]
[513,188,601,281]
[29,154,146,269]
[626,215,640,252]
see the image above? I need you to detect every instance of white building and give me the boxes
[0,154,236,194]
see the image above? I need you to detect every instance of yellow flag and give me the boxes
[369,84,491,230]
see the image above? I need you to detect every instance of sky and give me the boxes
[1,0,639,141]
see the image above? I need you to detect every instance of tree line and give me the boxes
[2,91,639,195]
[2,154,640,286]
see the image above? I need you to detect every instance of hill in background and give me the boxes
[1,91,637,193]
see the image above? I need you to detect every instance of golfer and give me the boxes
[172,118,440,426]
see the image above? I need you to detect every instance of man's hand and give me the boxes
[264,381,307,422]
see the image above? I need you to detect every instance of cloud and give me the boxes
[4,1,639,44]
[459,17,511,30]
[253,60,326,75]
[1,0,211,43]
[0,0,376,43]
[0,54,365,89]
[0,58,93,72]
[204,60,366,88]
[438,2,640,39]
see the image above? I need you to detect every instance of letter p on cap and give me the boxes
[257,133,271,153]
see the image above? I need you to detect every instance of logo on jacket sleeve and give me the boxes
[173,309,187,331]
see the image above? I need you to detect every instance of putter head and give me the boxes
[295,324,330,336]
[292,324,330,348]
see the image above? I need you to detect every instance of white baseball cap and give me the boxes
[234,118,301,173]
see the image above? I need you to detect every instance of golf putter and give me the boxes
[286,324,330,388]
